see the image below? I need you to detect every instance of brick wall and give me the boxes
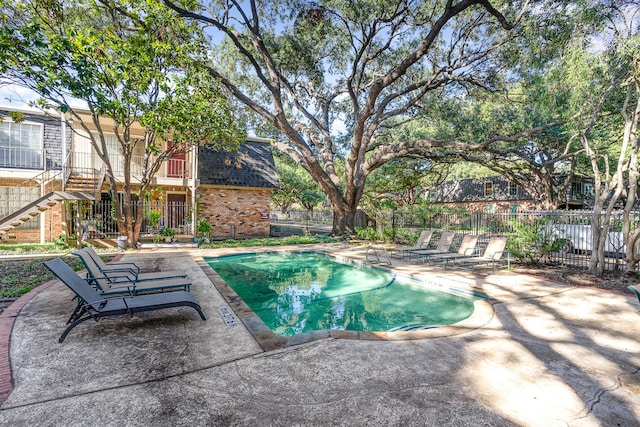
[197,186,271,238]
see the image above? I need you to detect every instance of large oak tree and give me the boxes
[159,0,563,235]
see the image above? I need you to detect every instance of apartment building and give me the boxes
[0,106,279,243]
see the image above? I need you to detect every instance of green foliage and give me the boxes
[160,228,175,237]
[271,153,325,213]
[363,158,451,209]
[148,211,161,228]
[354,226,380,242]
[54,235,67,247]
[0,243,69,255]
[197,220,211,236]
[0,0,243,244]
[507,219,566,265]
[381,228,396,244]
[396,229,419,245]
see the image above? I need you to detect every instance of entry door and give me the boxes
[166,194,186,229]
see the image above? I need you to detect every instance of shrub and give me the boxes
[354,226,380,241]
[507,218,566,264]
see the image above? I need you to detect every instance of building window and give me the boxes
[0,121,43,169]
[509,182,518,197]
[509,204,518,213]
[485,204,494,213]
[484,182,493,197]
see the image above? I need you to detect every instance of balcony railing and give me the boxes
[166,158,187,178]
[70,152,187,179]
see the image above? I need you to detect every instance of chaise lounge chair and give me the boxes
[84,246,142,275]
[628,285,640,305]
[390,230,433,259]
[73,249,191,295]
[446,237,509,271]
[423,234,479,264]
[408,232,456,262]
[74,248,187,282]
[44,257,206,343]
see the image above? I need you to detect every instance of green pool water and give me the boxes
[206,252,478,336]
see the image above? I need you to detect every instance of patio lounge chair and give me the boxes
[74,248,187,282]
[423,234,479,264]
[408,232,456,261]
[629,285,640,305]
[73,249,190,295]
[84,246,142,275]
[446,237,509,271]
[44,257,206,343]
[389,230,433,259]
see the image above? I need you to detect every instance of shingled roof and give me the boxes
[197,139,279,189]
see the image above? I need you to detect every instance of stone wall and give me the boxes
[197,186,271,238]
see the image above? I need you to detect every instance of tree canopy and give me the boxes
[159,0,571,234]
[0,0,243,245]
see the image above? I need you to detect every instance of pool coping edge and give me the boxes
[195,249,496,352]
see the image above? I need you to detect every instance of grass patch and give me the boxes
[0,256,110,298]
[199,234,340,248]
[0,243,71,255]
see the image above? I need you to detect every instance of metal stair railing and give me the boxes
[0,169,64,222]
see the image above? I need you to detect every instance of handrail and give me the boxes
[62,150,73,190]
[0,169,63,222]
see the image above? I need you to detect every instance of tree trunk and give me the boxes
[330,201,357,236]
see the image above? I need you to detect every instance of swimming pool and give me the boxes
[206,252,480,337]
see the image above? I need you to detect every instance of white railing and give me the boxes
[69,151,189,180]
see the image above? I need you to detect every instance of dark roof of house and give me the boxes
[197,139,279,189]
[433,175,530,203]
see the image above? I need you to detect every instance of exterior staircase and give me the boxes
[0,167,105,236]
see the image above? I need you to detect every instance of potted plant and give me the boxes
[148,210,162,242]
[148,210,161,229]
[197,220,212,244]
[160,227,175,243]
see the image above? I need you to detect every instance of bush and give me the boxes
[507,218,566,264]
[354,226,380,241]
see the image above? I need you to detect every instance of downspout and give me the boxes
[190,145,198,235]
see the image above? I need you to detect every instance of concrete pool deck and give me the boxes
[0,243,639,425]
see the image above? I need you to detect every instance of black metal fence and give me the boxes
[373,209,637,272]
[72,199,192,238]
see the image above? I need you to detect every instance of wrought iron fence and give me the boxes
[72,199,192,238]
[377,209,638,272]
[272,207,638,271]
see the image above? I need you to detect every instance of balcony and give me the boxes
[70,153,190,181]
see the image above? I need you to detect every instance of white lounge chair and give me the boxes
[408,232,456,262]
[446,237,509,271]
[390,230,433,259]
[424,234,479,264]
